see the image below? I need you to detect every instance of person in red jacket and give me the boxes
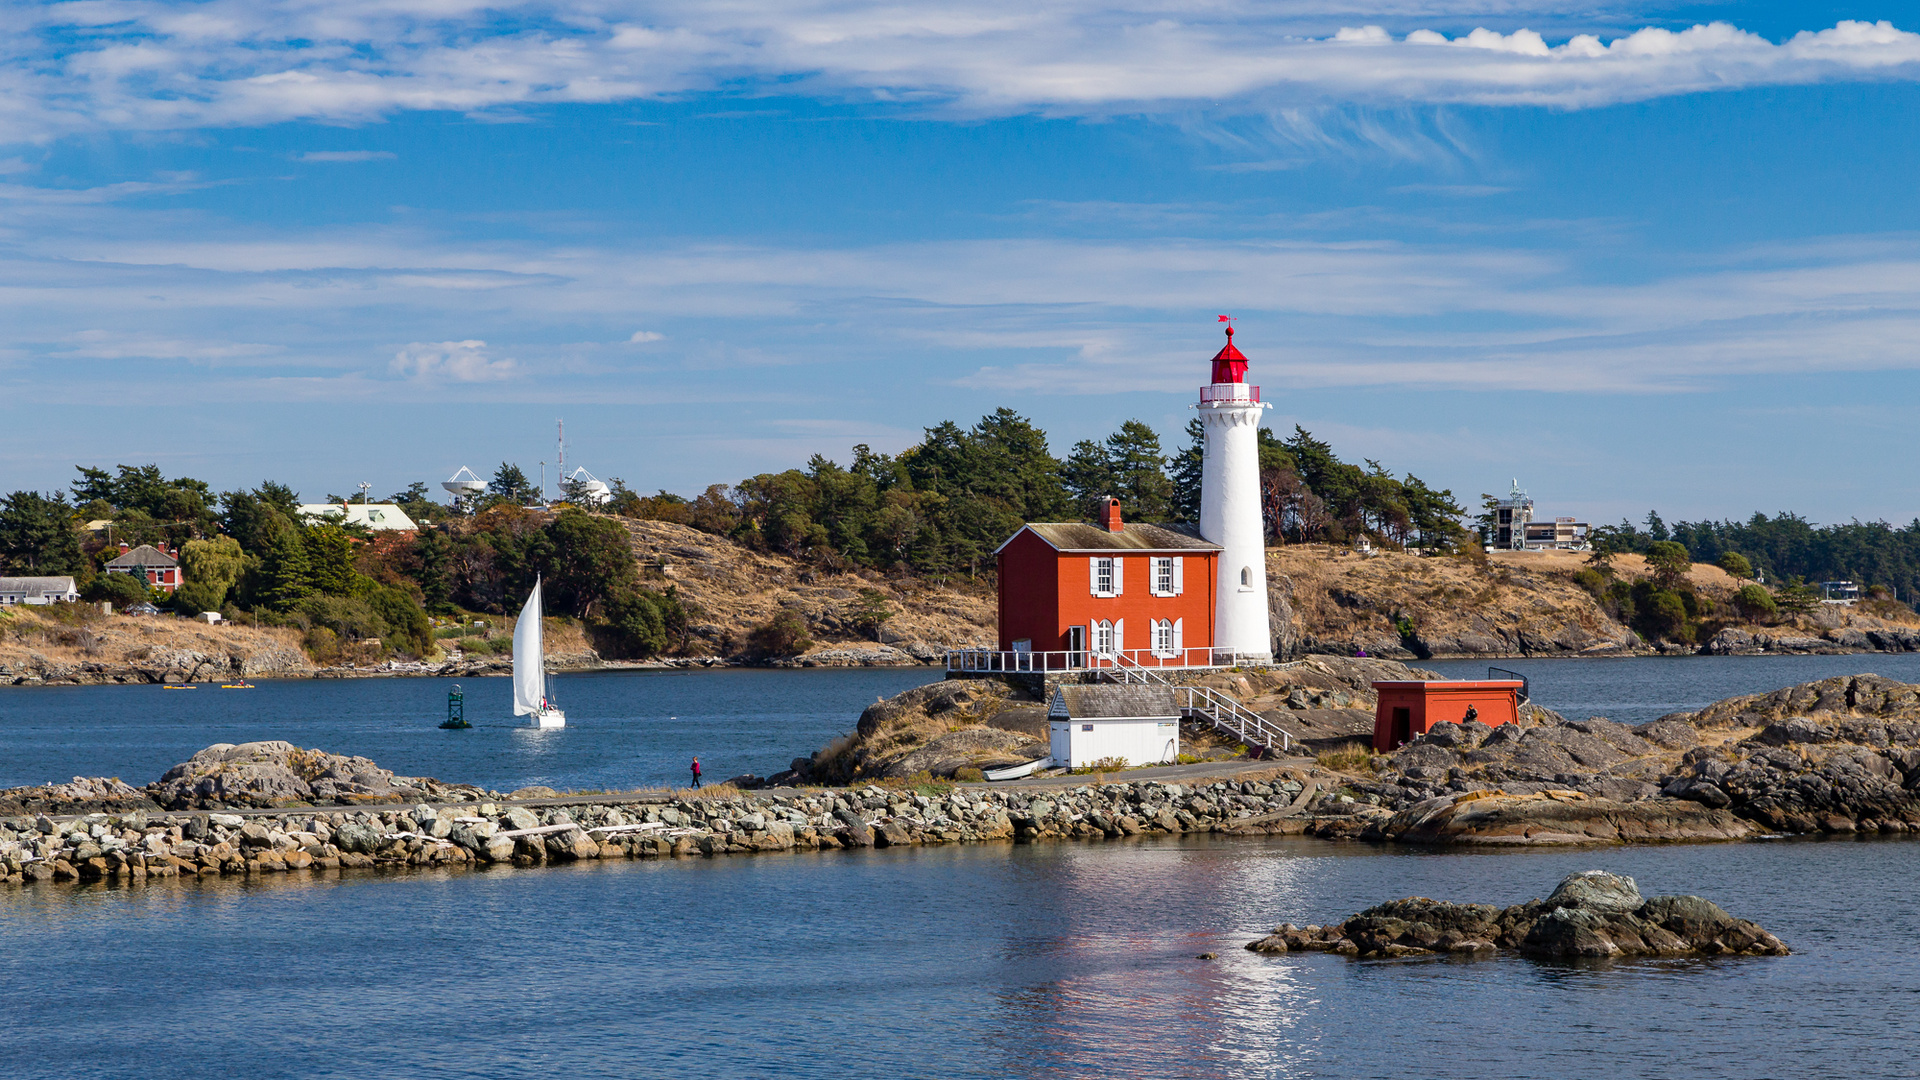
[690,757,702,789]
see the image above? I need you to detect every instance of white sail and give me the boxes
[511,578,546,716]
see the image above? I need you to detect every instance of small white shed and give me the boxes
[1048,685,1181,769]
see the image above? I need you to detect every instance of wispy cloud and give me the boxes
[295,150,395,162]
[3,201,1919,402]
[0,6,1916,141]
[391,339,517,382]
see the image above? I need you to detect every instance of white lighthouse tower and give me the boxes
[1197,322,1273,662]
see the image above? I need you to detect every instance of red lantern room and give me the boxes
[1210,325,1247,384]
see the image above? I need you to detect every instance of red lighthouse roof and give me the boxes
[1210,325,1248,384]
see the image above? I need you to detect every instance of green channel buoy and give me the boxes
[440,684,470,730]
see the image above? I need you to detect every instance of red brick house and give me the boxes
[992,498,1220,669]
[104,543,181,593]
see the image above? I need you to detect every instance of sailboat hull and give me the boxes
[531,708,566,729]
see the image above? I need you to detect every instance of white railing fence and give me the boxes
[946,646,1234,674]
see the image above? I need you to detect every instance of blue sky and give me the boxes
[3,1,1919,526]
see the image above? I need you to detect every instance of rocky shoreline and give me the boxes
[1,749,1342,888]
[0,646,957,687]
[1297,673,1920,845]
[1246,870,1788,960]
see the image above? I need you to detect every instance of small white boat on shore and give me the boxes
[513,577,565,729]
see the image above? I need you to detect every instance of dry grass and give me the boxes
[1315,741,1380,773]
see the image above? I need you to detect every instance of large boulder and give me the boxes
[145,742,485,810]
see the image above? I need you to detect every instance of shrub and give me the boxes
[168,580,226,616]
[1733,583,1778,623]
[952,766,984,782]
[1633,585,1689,642]
[848,588,895,640]
[746,609,813,659]
[87,572,151,607]
[1571,567,1607,597]
[303,626,342,663]
[1717,551,1754,579]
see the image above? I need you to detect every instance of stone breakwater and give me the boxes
[1246,870,1788,960]
[0,773,1335,888]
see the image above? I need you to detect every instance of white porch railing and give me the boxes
[1108,652,1296,755]
[946,646,1234,674]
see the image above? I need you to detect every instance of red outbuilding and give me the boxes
[1372,680,1525,751]
[993,497,1221,669]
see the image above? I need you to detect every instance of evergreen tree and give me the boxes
[1060,439,1115,519]
[412,528,454,613]
[304,522,360,596]
[489,463,536,505]
[0,491,84,575]
[259,524,313,610]
[1105,420,1173,522]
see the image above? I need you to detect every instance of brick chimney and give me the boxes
[118,540,129,553]
[1101,496,1124,533]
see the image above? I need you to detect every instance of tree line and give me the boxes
[0,464,682,661]
[1590,510,1920,606]
[601,409,1473,574]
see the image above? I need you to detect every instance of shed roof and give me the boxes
[105,544,177,568]
[0,576,78,597]
[298,503,419,531]
[1050,685,1182,720]
[998,521,1221,555]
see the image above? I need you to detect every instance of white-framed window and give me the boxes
[1153,557,1173,595]
[1094,619,1114,654]
[1154,619,1174,657]
[1090,556,1122,597]
[1240,565,1253,589]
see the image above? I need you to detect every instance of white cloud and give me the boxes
[390,339,517,382]
[296,150,395,162]
[3,199,1920,404]
[627,329,664,342]
[0,6,1916,141]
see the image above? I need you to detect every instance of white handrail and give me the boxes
[945,646,1230,673]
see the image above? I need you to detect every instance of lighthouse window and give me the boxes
[1240,566,1252,588]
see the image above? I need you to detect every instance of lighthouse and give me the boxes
[1197,323,1273,662]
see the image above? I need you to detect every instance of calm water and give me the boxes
[8,657,1920,1077]
[0,668,941,791]
[3,834,1915,1079]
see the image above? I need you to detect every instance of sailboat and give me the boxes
[513,576,566,728]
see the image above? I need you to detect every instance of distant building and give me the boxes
[0,576,80,605]
[1489,480,1588,551]
[297,504,419,532]
[104,544,180,593]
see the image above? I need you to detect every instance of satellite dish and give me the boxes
[442,466,486,496]
[564,466,611,505]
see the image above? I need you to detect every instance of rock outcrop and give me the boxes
[144,742,489,809]
[1246,870,1788,959]
[1308,673,1920,842]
